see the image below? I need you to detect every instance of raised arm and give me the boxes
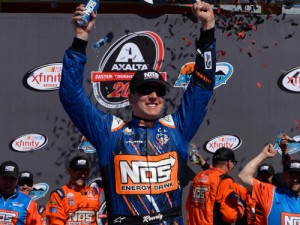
[238,144,277,191]
[173,2,216,142]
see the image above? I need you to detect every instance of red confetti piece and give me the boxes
[256,82,261,88]
[226,32,232,37]
[252,40,256,45]
[237,32,246,40]
[295,119,299,125]
[217,50,226,57]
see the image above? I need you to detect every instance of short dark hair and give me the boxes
[212,147,237,165]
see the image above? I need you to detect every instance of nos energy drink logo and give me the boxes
[92,31,165,109]
[174,62,233,89]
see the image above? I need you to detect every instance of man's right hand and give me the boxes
[262,144,277,159]
[72,4,97,41]
[191,1,215,30]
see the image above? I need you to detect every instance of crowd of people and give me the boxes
[1,1,300,225]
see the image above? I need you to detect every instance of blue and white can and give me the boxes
[77,0,100,27]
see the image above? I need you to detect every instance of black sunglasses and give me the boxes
[18,180,33,187]
[135,85,166,97]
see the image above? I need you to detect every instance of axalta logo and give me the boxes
[281,212,300,225]
[114,152,178,195]
[278,66,300,93]
[30,183,49,201]
[23,63,62,91]
[204,134,242,153]
[9,133,48,152]
[174,62,233,89]
[92,31,165,108]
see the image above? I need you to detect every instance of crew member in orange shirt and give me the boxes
[45,156,104,225]
[186,147,246,225]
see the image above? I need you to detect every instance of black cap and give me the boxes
[272,172,285,188]
[129,69,170,92]
[18,171,34,185]
[257,164,275,176]
[212,147,237,164]
[0,161,19,178]
[69,156,90,170]
[284,159,300,173]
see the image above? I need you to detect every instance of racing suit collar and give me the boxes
[67,182,88,193]
[131,115,159,128]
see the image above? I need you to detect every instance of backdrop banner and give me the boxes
[1,13,299,218]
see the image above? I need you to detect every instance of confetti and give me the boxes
[256,82,261,88]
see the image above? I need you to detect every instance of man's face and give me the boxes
[129,83,166,120]
[68,168,90,187]
[285,171,300,194]
[18,179,33,196]
[0,176,17,196]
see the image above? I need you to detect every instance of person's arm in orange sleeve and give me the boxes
[234,183,248,202]
[216,179,245,224]
[25,200,42,225]
[45,191,67,225]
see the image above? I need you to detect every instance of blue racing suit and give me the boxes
[0,187,41,225]
[59,28,216,225]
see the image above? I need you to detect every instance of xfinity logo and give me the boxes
[23,63,62,91]
[9,133,48,152]
[278,66,300,93]
[204,134,242,153]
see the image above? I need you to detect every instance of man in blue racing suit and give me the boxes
[59,1,216,224]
